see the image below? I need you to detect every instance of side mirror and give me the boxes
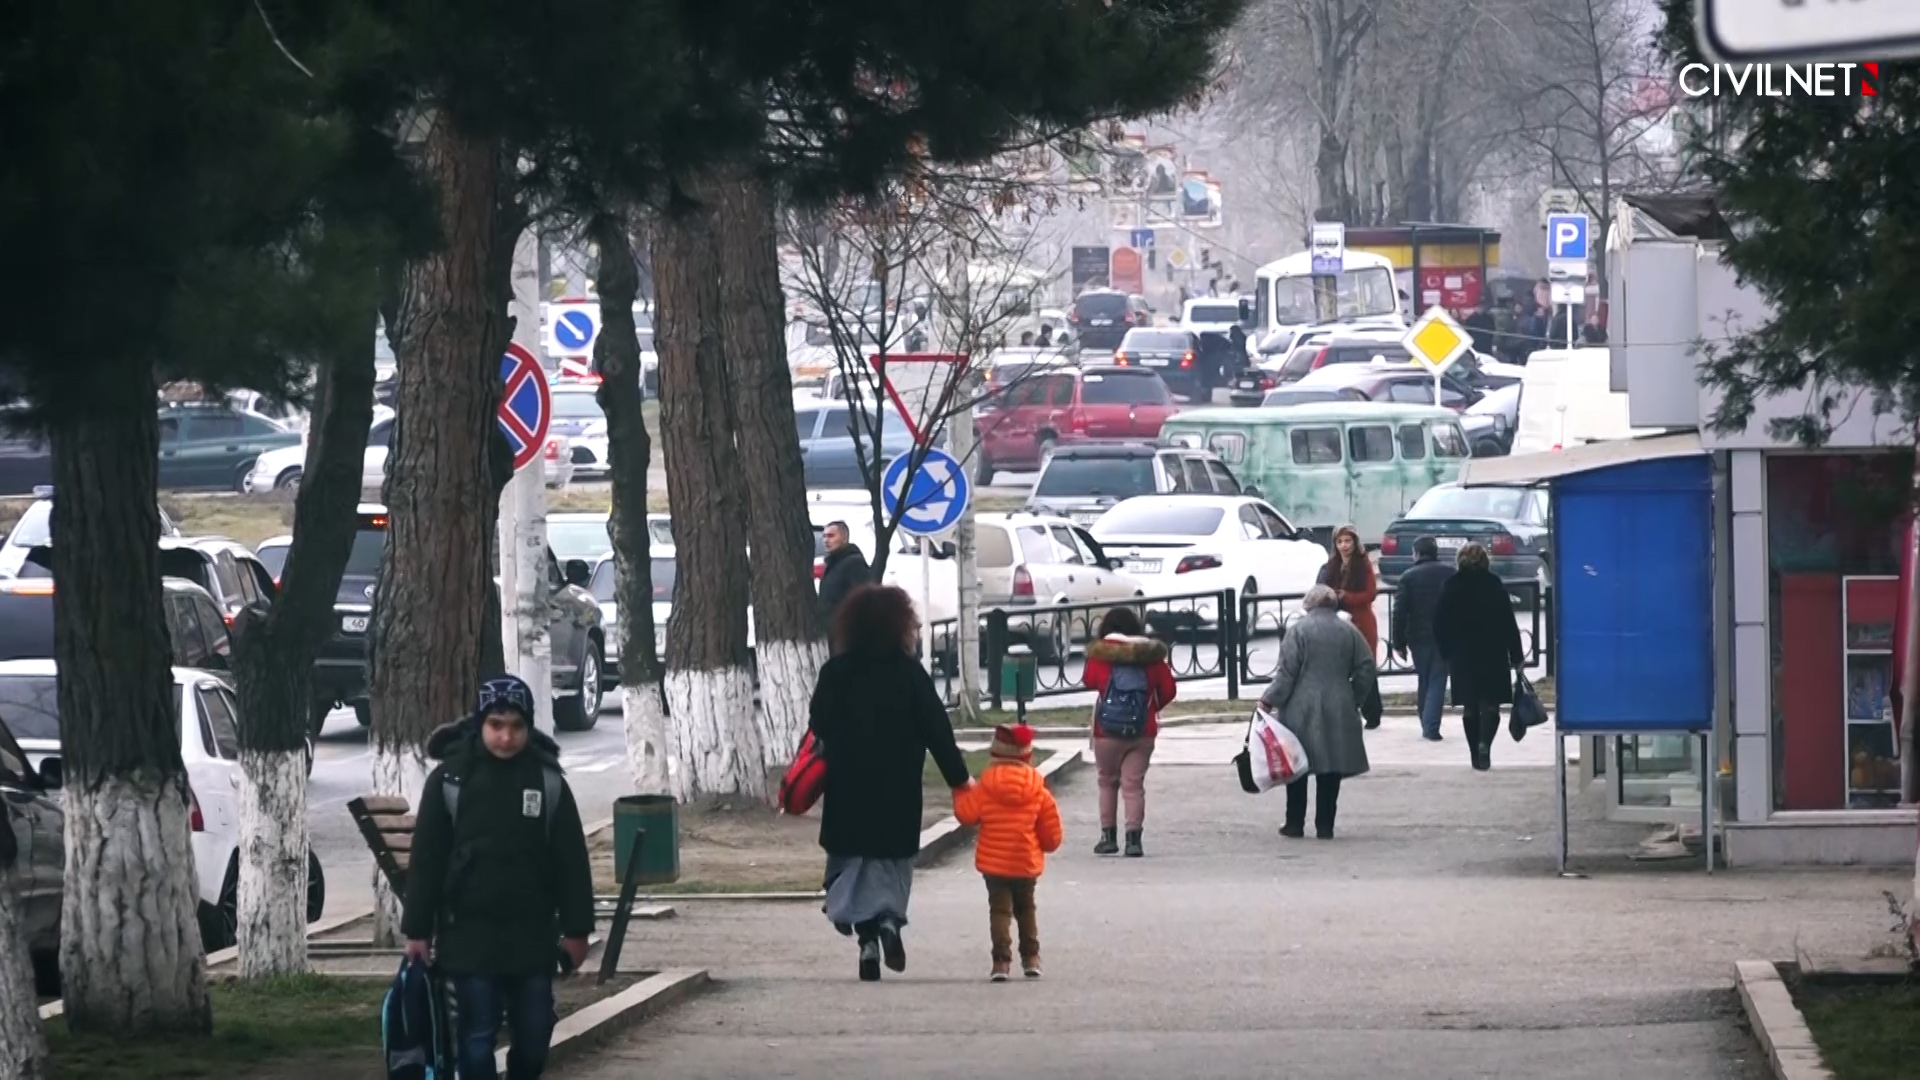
[1242,484,1262,497]
[564,558,592,588]
[37,756,62,790]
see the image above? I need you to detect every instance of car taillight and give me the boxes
[1113,351,1130,365]
[1260,375,1277,390]
[188,788,204,833]
[1012,566,1034,600]
[1311,345,1332,369]
[1490,533,1517,556]
[223,612,234,626]
[1068,311,1080,324]
[1175,554,1222,574]
[1070,410,1089,434]
[544,438,562,460]
[1380,535,1399,555]
[1179,351,1194,369]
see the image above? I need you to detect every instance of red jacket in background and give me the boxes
[1082,634,1177,738]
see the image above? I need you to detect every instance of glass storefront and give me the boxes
[1766,452,1909,811]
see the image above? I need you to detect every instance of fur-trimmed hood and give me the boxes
[426,716,563,769]
[1087,634,1168,665]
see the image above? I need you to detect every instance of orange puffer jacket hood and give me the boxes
[953,760,1063,879]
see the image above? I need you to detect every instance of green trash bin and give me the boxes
[612,795,681,886]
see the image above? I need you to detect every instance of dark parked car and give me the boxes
[1115,328,1208,401]
[0,558,235,671]
[793,402,915,490]
[1069,289,1150,352]
[1376,483,1549,589]
[157,402,302,492]
[313,504,606,734]
[0,710,63,992]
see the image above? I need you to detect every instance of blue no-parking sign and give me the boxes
[498,343,551,471]
[881,448,971,537]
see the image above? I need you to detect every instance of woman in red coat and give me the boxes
[1082,607,1176,858]
[1318,524,1382,727]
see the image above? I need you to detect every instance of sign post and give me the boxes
[882,447,973,668]
[1401,306,1472,405]
[1546,213,1590,352]
[1309,222,1345,324]
[498,341,553,731]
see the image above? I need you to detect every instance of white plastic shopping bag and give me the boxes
[1233,706,1310,794]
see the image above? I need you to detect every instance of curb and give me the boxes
[39,904,379,1021]
[914,748,1087,869]
[1734,960,1835,1080]
[499,967,709,1074]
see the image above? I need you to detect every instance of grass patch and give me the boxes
[1793,979,1920,1080]
[956,698,1239,730]
[46,974,385,1079]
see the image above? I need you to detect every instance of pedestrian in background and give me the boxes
[817,521,870,632]
[953,722,1063,981]
[1432,543,1527,772]
[1082,607,1176,858]
[1318,524,1382,728]
[1462,296,1497,355]
[403,675,594,1080]
[809,584,972,981]
[1390,536,1456,742]
[1259,585,1377,839]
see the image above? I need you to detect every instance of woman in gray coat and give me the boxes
[1259,585,1379,838]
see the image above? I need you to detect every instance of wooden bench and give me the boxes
[346,795,416,896]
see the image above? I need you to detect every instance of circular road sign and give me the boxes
[498,342,552,471]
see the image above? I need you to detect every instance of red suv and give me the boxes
[976,366,1176,482]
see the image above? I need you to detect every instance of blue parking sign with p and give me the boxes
[1546,213,1589,261]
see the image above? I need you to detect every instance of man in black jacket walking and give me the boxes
[404,675,594,1079]
[1390,537,1455,741]
[818,521,870,625]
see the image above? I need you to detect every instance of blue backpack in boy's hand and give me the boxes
[383,956,450,1079]
[1094,663,1152,738]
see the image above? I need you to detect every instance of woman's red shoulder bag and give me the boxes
[778,732,827,815]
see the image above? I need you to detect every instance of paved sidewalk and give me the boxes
[571,729,1901,1079]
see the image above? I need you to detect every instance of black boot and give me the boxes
[1094,827,1118,856]
[1124,830,1143,858]
[877,921,906,973]
[858,937,881,981]
[1472,744,1491,772]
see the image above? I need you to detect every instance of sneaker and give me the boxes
[877,923,906,973]
[1023,961,1043,980]
[858,939,881,982]
[1093,828,1118,856]
[1123,830,1143,858]
[990,962,1011,982]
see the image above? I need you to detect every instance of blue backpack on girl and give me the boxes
[1095,662,1152,738]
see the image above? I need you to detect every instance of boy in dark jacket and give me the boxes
[403,675,594,1080]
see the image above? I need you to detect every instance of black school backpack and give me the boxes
[382,956,450,1079]
[1094,662,1152,738]
[441,765,562,839]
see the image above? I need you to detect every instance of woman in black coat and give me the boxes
[810,584,972,982]
[1432,543,1526,772]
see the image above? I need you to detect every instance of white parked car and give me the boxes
[0,658,323,950]
[974,512,1144,661]
[0,489,182,579]
[245,406,395,494]
[1090,495,1327,630]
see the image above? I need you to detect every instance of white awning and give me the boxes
[1458,431,1705,488]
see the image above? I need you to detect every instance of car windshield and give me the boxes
[551,393,602,419]
[589,557,676,604]
[1410,486,1526,520]
[0,673,60,742]
[1270,267,1397,323]
[1188,303,1239,324]
[1074,293,1129,320]
[1122,330,1188,351]
[344,526,385,576]
[1035,457,1158,498]
[1079,373,1169,405]
[1094,503,1225,537]
[7,501,49,548]
[549,519,611,560]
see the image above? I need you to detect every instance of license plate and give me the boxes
[1125,559,1161,574]
[1141,355,1169,366]
[1071,512,1101,526]
[1090,318,1112,326]
[1436,536,1466,550]
[340,615,369,633]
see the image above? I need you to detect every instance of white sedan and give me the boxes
[1090,495,1327,627]
[245,405,575,493]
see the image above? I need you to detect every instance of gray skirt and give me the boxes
[823,855,914,933]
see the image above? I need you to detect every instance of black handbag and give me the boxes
[1509,672,1548,741]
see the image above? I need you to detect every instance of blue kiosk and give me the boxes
[1461,434,1718,873]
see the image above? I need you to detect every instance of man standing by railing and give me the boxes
[1390,536,1454,742]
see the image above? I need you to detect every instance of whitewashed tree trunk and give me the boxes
[0,867,49,1080]
[370,744,429,948]
[666,669,766,800]
[59,773,210,1031]
[623,682,686,801]
[756,638,827,768]
[236,749,310,978]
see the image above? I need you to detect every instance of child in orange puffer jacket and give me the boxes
[954,723,1063,981]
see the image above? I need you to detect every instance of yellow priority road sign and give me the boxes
[1402,306,1471,374]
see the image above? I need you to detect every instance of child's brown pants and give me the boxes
[983,875,1039,965]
